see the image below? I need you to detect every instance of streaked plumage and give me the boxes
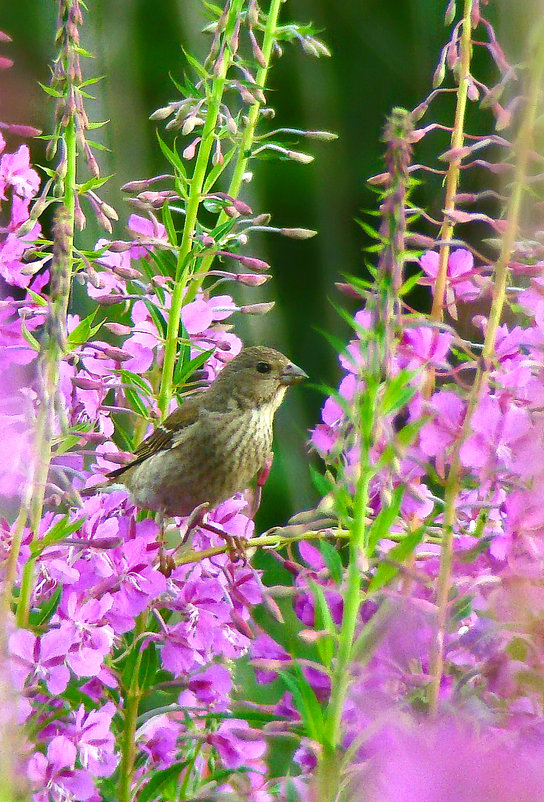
[107,346,307,516]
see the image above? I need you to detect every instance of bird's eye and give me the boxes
[256,361,272,374]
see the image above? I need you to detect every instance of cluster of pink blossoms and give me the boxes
[243,246,544,797]
[0,141,273,798]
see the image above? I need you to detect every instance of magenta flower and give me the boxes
[459,394,531,477]
[419,248,480,309]
[57,593,116,678]
[364,716,544,802]
[66,703,118,777]
[27,736,96,802]
[9,627,73,695]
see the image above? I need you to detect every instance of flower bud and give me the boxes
[72,376,103,391]
[240,302,275,315]
[183,137,201,160]
[149,104,176,120]
[280,227,317,239]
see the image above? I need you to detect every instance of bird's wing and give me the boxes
[106,397,202,479]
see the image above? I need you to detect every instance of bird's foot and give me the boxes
[248,452,274,519]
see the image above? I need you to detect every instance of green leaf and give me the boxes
[123,385,150,420]
[367,527,425,593]
[182,47,209,80]
[156,131,187,178]
[85,138,111,153]
[29,584,62,627]
[209,216,237,243]
[30,516,86,557]
[309,465,334,497]
[367,485,404,555]
[279,665,325,741]
[138,643,159,690]
[318,539,343,585]
[308,581,336,666]
[161,199,177,246]
[141,298,168,340]
[26,288,48,306]
[66,310,103,350]
[119,370,154,399]
[400,270,424,295]
[20,320,40,352]
[380,370,418,415]
[38,82,63,98]
[78,174,113,194]
[135,762,188,802]
[174,347,214,387]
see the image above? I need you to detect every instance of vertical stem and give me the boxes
[429,0,473,326]
[158,0,244,418]
[316,382,377,800]
[183,0,284,304]
[428,28,544,713]
[16,120,76,628]
[118,616,145,802]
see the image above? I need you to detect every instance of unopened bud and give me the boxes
[149,104,176,120]
[249,28,266,67]
[2,122,42,137]
[231,611,254,640]
[104,240,133,253]
[235,255,270,272]
[235,273,271,286]
[93,293,125,306]
[183,137,201,160]
[286,149,314,164]
[104,321,132,336]
[280,227,317,240]
[72,376,103,391]
[240,301,275,315]
[305,130,338,141]
[101,346,133,362]
[444,0,456,24]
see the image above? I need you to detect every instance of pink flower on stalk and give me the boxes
[419,390,465,474]
[0,143,40,200]
[57,593,116,678]
[66,703,118,777]
[419,248,480,307]
[127,213,168,259]
[398,326,452,371]
[459,394,532,478]
[27,736,96,801]
[364,716,544,802]
[9,626,74,694]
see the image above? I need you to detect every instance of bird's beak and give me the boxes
[280,362,308,385]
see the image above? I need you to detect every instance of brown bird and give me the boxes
[106,346,307,517]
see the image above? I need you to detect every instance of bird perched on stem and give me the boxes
[106,346,307,518]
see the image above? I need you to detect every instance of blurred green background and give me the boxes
[0,0,536,530]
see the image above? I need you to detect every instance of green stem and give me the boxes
[429,0,473,327]
[316,383,378,799]
[118,616,146,802]
[16,119,76,628]
[428,26,544,713]
[158,0,244,417]
[184,0,283,304]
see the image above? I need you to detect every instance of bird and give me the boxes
[105,346,307,518]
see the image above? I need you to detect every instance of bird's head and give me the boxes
[212,345,308,410]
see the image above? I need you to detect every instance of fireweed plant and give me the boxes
[2,1,544,802]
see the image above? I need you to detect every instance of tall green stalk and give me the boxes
[184,0,284,304]
[157,0,244,417]
[428,23,544,713]
[16,120,76,627]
